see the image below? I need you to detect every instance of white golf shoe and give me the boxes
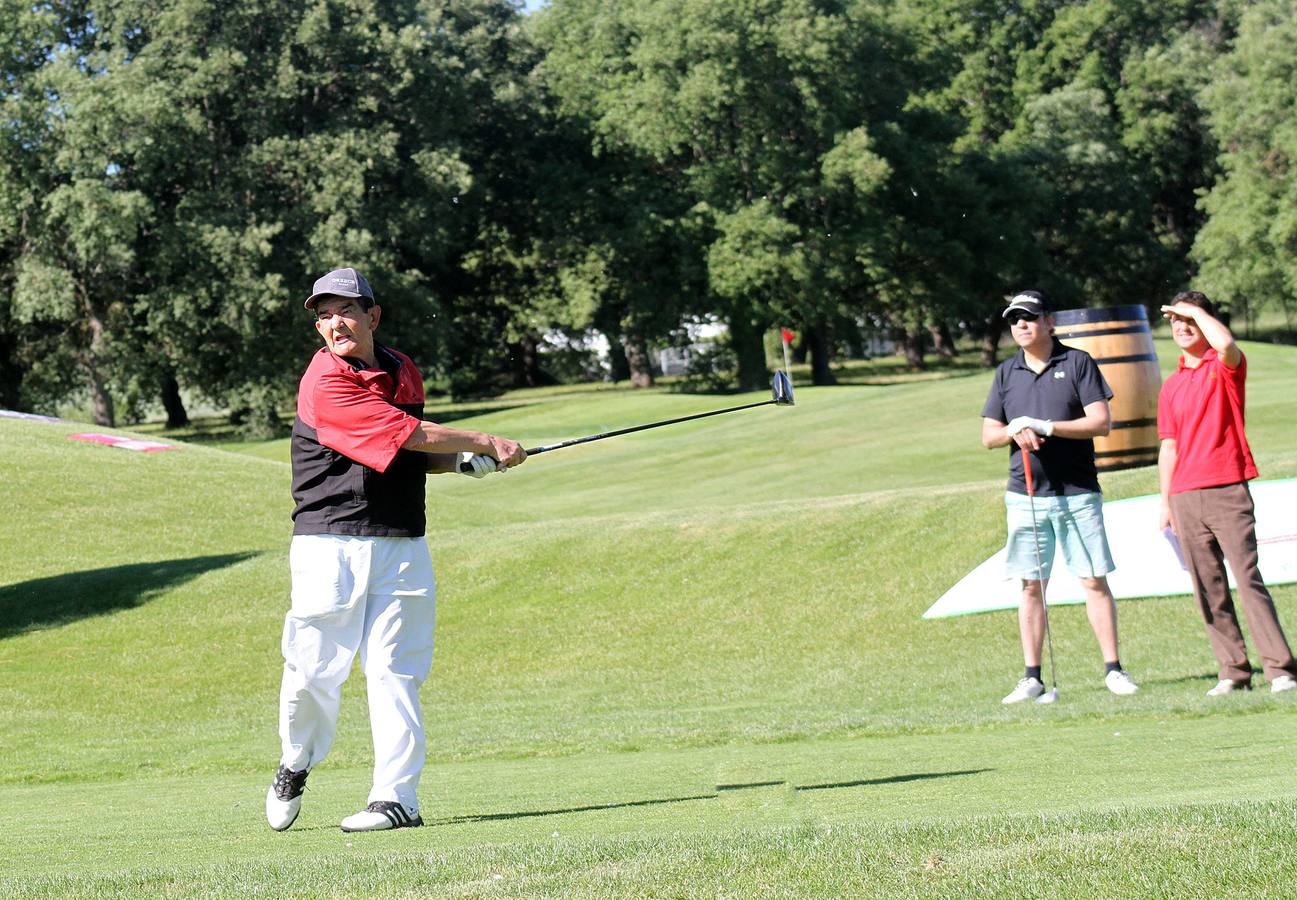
[266,765,310,831]
[1002,676,1045,704]
[1104,669,1139,695]
[1271,675,1297,693]
[340,800,423,832]
[1206,679,1250,696]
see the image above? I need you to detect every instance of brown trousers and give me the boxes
[1170,482,1297,684]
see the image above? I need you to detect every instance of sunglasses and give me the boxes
[1007,312,1040,324]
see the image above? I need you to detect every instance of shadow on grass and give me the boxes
[796,768,993,792]
[435,769,991,825]
[441,793,718,824]
[0,553,257,639]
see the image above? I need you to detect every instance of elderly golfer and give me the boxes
[981,290,1139,703]
[1157,290,1297,696]
[266,267,526,833]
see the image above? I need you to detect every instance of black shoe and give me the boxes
[266,765,309,831]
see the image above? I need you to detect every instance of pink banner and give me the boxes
[69,433,177,453]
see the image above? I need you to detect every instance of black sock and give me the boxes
[1026,666,1042,681]
[1105,660,1122,674]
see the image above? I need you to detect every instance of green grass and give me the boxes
[2,340,1296,897]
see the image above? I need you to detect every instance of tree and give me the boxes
[1014,0,1233,301]
[538,0,914,388]
[1192,0,1297,333]
[1,1,158,424]
[1,0,554,425]
[897,0,1230,359]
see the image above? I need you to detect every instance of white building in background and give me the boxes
[658,317,728,376]
[657,346,692,376]
[859,333,896,358]
[540,328,610,361]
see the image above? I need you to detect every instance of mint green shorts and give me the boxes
[1004,491,1115,581]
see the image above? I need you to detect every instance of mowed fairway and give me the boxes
[2,340,1296,897]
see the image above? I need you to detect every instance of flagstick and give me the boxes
[781,333,792,375]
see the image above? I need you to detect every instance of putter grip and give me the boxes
[1021,448,1034,496]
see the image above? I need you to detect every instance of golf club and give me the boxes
[1022,447,1060,704]
[460,370,795,473]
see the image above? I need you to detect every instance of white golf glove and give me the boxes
[457,452,501,478]
[1006,416,1054,437]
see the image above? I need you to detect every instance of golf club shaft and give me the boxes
[525,399,776,456]
[1022,448,1059,692]
[456,398,778,472]
[457,371,793,473]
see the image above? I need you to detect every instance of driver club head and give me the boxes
[1036,688,1059,705]
[771,370,795,406]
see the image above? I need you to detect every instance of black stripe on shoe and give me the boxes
[366,800,423,829]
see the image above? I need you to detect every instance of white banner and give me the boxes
[924,478,1297,619]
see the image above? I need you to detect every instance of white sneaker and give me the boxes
[1271,675,1297,693]
[1002,676,1045,704]
[266,765,309,831]
[1206,679,1251,696]
[340,801,423,832]
[1105,669,1139,695]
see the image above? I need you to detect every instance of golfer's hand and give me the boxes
[1006,416,1052,450]
[457,452,498,478]
[1012,429,1044,451]
[1160,303,1199,321]
[484,436,527,469]
[1007,415,1053,437]
[1159,502,1174,534]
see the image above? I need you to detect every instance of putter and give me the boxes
[1022,447,1060,704]
[460,370,795,472]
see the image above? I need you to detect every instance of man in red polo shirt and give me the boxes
[1157,290,1297,697]
[266,267,528,833]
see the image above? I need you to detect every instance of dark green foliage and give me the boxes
[1192,0,1297,334]
[0,0,1282,418]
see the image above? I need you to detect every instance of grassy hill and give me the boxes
[2,339,1295,897]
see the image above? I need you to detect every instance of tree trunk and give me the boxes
[624,335,654,388]
[509,335,544,388]
[928,321,957,359]
[0,342,20,410]
[606,337,630,382]
[161,373,189,428]
[805,324,837,385]
[980,312,1005,368]
[83,311,115,426]
[83,357,115,426]
[901,327,926,370]
[728,301,769,391]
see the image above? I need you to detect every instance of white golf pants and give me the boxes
[278,534,436,812]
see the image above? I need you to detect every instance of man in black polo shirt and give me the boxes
[981,290,1139,703]
[266,267,527,833]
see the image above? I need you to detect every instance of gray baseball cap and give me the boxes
[305,267,375,309]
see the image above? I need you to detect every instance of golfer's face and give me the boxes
[1168,313,1206,352]
[314,296,379,362]
[1008,312,1049,347]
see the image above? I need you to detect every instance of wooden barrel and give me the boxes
[1053,305,1161,471]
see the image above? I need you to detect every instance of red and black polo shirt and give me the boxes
[291,344,428,537]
